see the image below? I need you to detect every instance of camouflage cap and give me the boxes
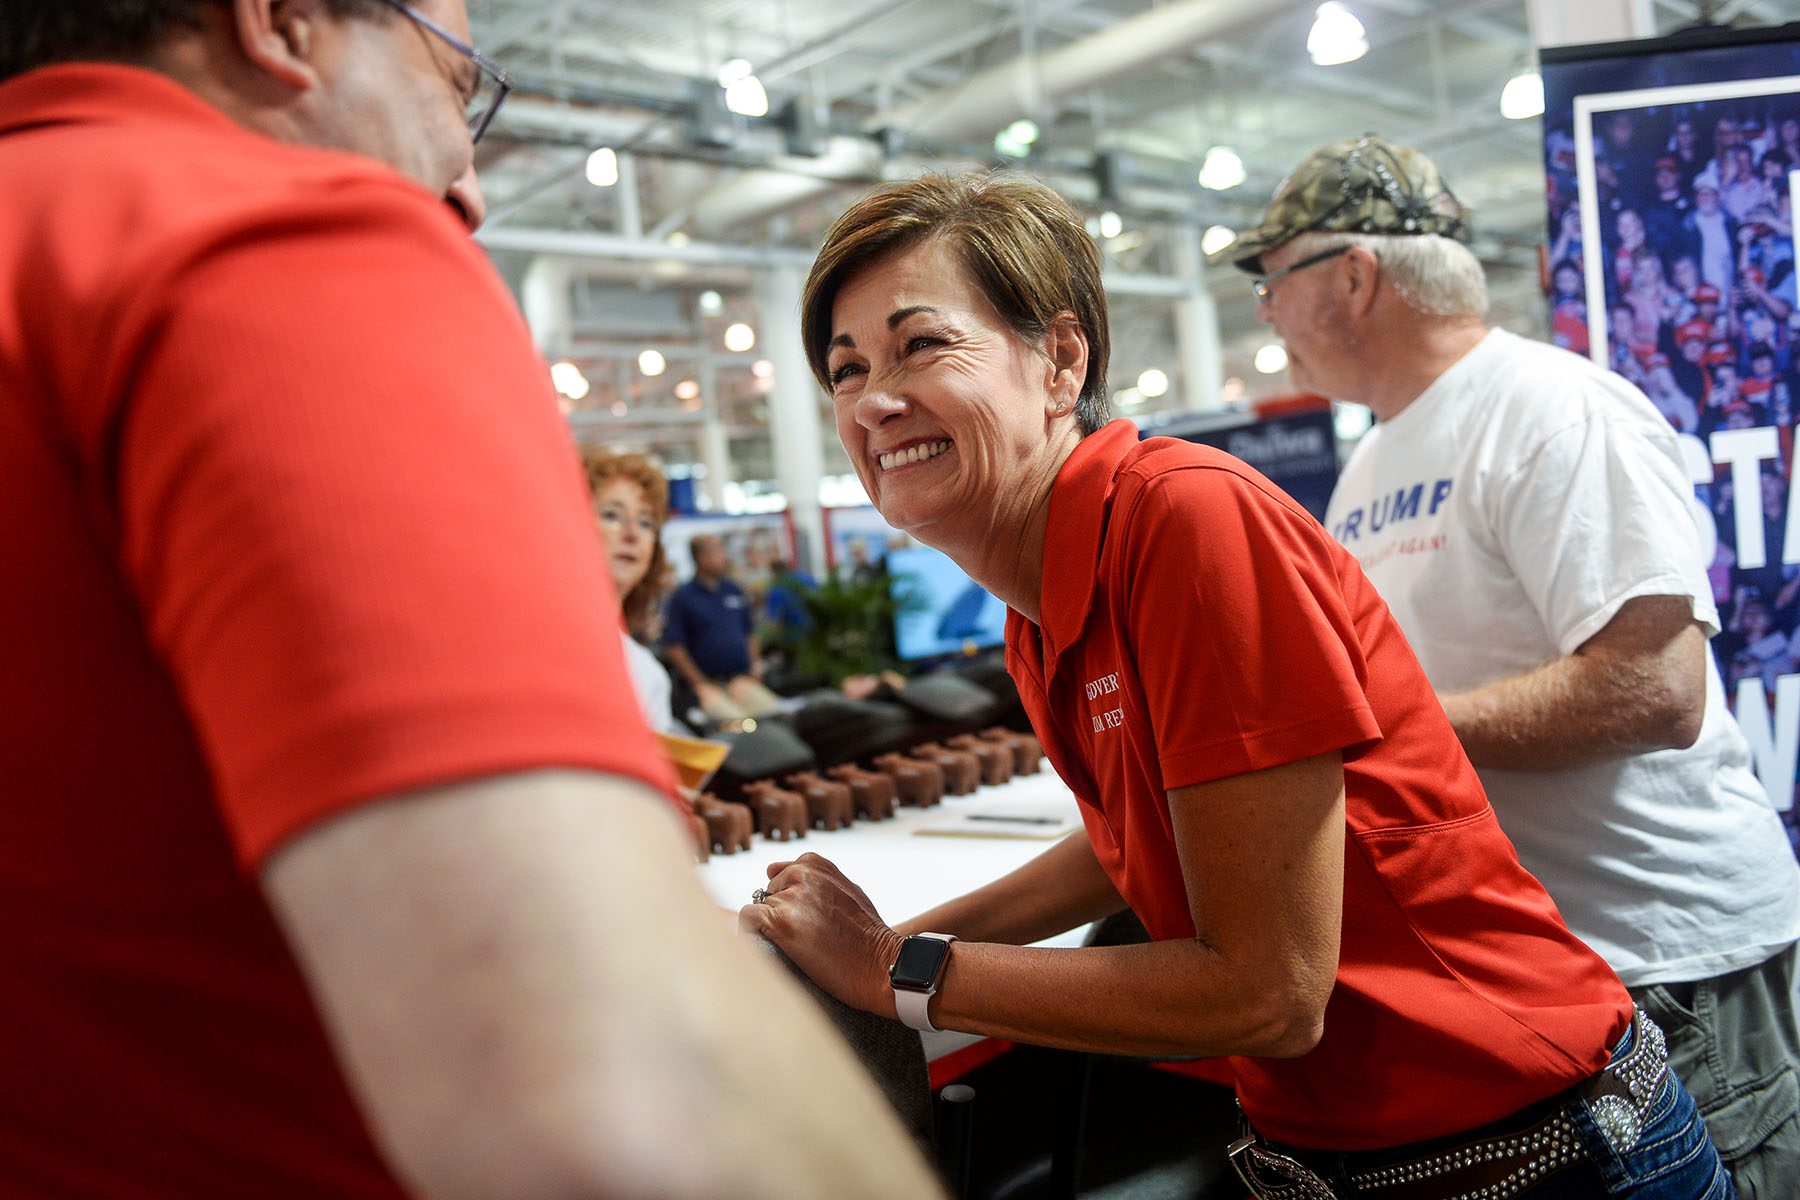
[1212,134,1472,274]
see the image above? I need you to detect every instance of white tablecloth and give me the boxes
[695,769,1091,1059]
[696,769,1085,933]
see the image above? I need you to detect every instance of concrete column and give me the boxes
[696,359,729,512]
[1524,0,1653,48]
[1172,226,1224,411]
[519,256,574,355]
[755,265,828,578]
[615,152,643,240]
[698,419,731,513]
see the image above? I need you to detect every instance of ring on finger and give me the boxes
[751,887,770,905]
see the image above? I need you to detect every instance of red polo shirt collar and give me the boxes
[1021,419,1141,675]
[0,63,241,140]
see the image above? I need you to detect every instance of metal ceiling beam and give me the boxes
[688,0,1292,235]
[476,227,818,269]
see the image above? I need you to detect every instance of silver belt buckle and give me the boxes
[1228,1132,1343,1200]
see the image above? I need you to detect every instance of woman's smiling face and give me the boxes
[826,239,1067,536]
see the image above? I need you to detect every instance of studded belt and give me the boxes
[1228,1009,1668,1200]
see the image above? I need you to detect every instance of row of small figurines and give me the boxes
[687,728,1044,858]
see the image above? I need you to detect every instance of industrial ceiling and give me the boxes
[465,0,1799,495]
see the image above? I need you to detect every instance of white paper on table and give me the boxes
[912,807,1076,840]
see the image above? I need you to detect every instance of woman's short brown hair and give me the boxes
[801,171,1112,436]
[580,448,670,628]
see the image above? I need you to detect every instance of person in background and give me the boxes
[1643,155,1697,258]
[662,533,782,723]
[1686,182,1739,293]
[750,167,1727,1199]
[1671,114,1708,191]
[759,558,819,690]
[1231,132,1799,1196]
[583,448,739,862]
[0,2,941,1196]
[583,448,677,734]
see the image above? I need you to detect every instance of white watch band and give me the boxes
[893,933,956,1032]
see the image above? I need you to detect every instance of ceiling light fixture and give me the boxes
[724,323,756,353]
[1500,70,1544,120]
[1254,344,1289,375]
[1201,225,1237,256]
[1198,146,1246,191]
[638,349,666,377]
[585,147,619,188]
[698,289,724,315]
[551,361,590,401]
[1098,211,1124,239]
[1307,2,1368,67]
[725,74,769,118]
[1137,368,1170,399]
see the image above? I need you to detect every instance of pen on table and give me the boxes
[966,814,1062,825]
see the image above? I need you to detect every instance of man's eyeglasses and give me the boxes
[1251,244,1354,301]
[379,0,513,143]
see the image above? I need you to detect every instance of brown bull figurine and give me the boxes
[981,727,1043,775]
[910,742,980,795]
[742,780,809,842]
[872,752,944,807]
[825,764,898,821]
[948,733,1014,786]
[693,791,753,855]
[784,772,855,832]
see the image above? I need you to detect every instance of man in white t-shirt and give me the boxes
[1214,133,1800,1196]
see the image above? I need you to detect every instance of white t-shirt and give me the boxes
[621,630,676,735]
[1326,327,1800,986]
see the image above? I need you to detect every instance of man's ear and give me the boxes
[1344,245,1382,319]
[1043,312,1090,417]
[232,0,326,92]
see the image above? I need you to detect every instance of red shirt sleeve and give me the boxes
[115,179,677,867]
[1113,460,1382,789]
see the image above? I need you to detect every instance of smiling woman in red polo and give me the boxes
[739,171,1731,1199]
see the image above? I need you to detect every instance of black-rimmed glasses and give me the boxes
[379,0,513,142]
[1251,244,1353,301]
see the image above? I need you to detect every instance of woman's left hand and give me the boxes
[739,853,904,1017]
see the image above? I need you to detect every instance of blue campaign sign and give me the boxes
[1141,405,1341,522]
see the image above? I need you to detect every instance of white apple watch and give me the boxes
[889,932,957,1032]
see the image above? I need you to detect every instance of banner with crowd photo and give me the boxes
[1543,26,1800,851]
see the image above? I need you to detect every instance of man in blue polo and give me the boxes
[663,534,780,722]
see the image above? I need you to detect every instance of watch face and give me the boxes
[890,935,953,989]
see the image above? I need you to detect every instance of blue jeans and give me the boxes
[1507,1014,1733,1200]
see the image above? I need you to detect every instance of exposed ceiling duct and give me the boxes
[688,0,1286,236]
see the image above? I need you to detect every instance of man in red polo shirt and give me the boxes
[0,2,937,1196]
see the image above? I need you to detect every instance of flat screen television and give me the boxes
[886,546,1007,662]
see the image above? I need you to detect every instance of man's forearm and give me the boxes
[264,770,942,1199]
[1439,624,1704,771]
